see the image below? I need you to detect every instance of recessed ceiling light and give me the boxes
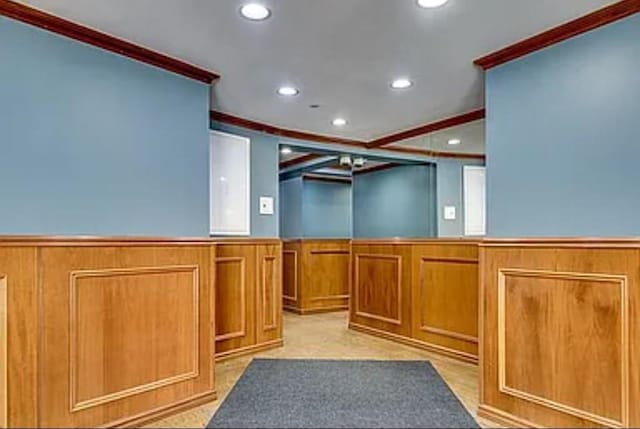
[448,138,461,145]
[417,0,449,8]
[277,86,299,96]
[240,3,271,21]
[280,147,292,155]
[332,118,347,127]
[391,78,413,89]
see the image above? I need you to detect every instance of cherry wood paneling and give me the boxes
[480,240,640,428]
[214,240,283,361]
[412,242,479,362]
[283,240,350,315]
[351,243,412,337]
[37,244,215,428]
[349,240,480,363]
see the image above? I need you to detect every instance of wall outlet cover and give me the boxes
[444,206,457,220]
[259,196,274,215]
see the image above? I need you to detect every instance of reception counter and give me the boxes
[283,239,351,314]
[0,236,282,428]
[349,239,480,363]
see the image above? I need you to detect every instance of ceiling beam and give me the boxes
[0,0,219,83]
[474,0,640,70]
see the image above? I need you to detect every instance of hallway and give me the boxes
[148,312,489,428]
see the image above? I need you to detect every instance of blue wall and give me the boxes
[437,158,485,237]
[0,17,210,236]
[302,179,352,238]
[210,123,279,238]
[279,177,303,238]
[279,177,352,238]
[486,13,640,237]
[353,165,437,238]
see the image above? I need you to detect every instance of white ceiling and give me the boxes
[24,0,613,140]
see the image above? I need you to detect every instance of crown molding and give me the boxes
[0,0,219,83]
[474,0,640,70]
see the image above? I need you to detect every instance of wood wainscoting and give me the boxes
[478,239,640,428]
[214,239,283,361]
[349,239,480,364]
[0,237,216,429]
[282,239,351,314]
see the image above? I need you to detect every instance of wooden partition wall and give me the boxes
[283,239,351,314]
[0,236,283,429]
[215,239,283,361]
[349,239,480,363]
[479,239,640,429]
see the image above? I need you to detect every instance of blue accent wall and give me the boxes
[302,179,352,238]
[279,177,303,238]
[353,165,437,238]
[0,17,210,237]
[486,13,640,237]
[210,123,279,238]
[436,159,485,237]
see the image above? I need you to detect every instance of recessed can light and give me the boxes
[277,86,299,96]
[240,3,271,21]
[417,0,449,8]
[280,147,292,155]
[332,118,347,127]
[391,78,413,89]
[448,138,461,145]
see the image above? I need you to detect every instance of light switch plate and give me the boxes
[259,197,274,215]
[444,206,457,220]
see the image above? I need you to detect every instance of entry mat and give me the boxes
[207,359,479,428]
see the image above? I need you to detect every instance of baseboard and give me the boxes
[477,404,540,428]
[285,305,348,315]
[215,339,284,362]
[349,322,478,365]
[284,305,303,314]
[104,390,217,428]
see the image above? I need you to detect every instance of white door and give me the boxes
[463,166,486,236]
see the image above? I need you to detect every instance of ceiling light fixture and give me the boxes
[391,78,413,89]
[417,0,449,8]
[277,86,299,96]
[280,147,292,155]
[448,138,461,145]
[332,118,347,127]
[240,3,271,20]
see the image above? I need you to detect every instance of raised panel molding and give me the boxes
[261,256,278,331]
[0,274,6,429]
[308,250,351,301]
[214,257,247,341]
[419,257,479,344]
[354,254,402,325]
[497,268,630,428]
[282,250,298,302]
[68,265,200,413]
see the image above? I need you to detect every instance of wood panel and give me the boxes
[0,274,6,429]
[0,247,38,428]
[349,240,480,363]
[256,243,283,345]
[215,240,283,361]
[350,243,413,337]
[282,242,301,312]
[301,241,350,313]
[411,242,479,362]
[480,242,640,428]
[214,245,255,356]
[37,245,215,428]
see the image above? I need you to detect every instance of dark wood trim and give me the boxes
[211,111,367,148]
[0,0,219,83]
[352,163,398,176]
[279,154,323,169]
[366,109,485,148]
[302,174,352,184]
[383,146,486,161]
[474,0,640,70]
